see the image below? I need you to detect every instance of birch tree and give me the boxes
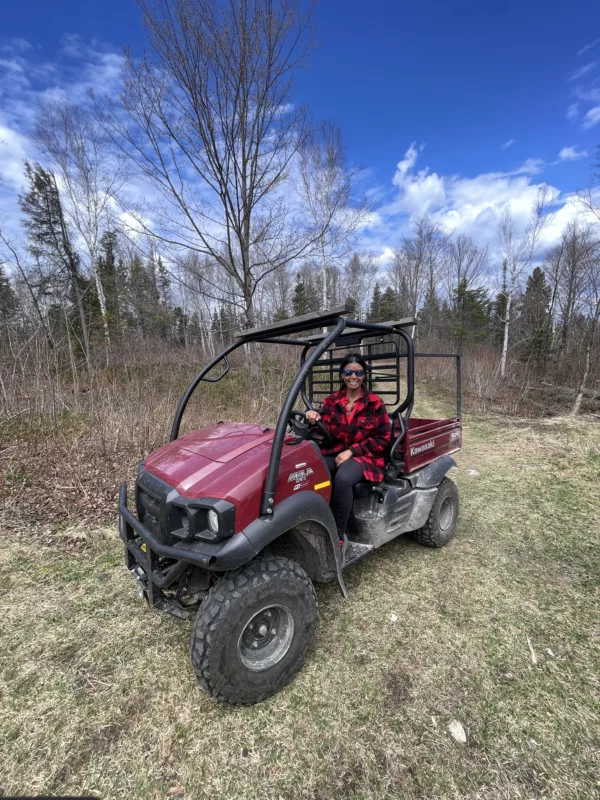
[570,234,600,415]
[298,121,370,311]
[343,252,379,320]
[496,186,550,378]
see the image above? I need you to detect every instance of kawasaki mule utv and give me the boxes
[118,304,462,704]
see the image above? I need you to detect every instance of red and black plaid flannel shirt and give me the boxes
[318,387,391,483]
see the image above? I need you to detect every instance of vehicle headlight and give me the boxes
[207,509,219,533]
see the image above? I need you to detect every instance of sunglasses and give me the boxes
[342,369,365,377]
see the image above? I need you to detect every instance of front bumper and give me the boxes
[118,483,256,611]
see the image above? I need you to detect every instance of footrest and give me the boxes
[343,540,374,568]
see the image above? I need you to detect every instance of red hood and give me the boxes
[170,422,275,462]
[141,422,331,532]
[144,422,278,497]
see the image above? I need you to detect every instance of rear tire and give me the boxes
[190,555,318,705]
[412,477,458,548]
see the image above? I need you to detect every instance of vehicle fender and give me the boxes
[409,455,457,489]
[241,491,348,598]
[120,484,345,598]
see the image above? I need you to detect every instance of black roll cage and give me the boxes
[169,304,460,519]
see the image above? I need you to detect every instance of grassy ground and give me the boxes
[1,410,599,799]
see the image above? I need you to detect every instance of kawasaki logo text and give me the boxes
[410,440,435,457]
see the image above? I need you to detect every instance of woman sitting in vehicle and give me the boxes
[306,353,391,555]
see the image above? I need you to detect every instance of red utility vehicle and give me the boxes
[118,305,462,704]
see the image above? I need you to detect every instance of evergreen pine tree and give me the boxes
[367,283,383,321]
[379,287,399,321]
[173,306,188,347]
[519,267,552,371]
[419,285,442,340]
[0,264,18,321]
[156,256,171,307]
[292,277,311,316]
[491,290,508,347]
[19,161,92,366]
[128,254,159,337]
[451,279,491,352]
[344,296,357,318]
[216,304,237,346]
[272,306,289,322]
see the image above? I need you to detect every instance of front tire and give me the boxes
[412,477,459,548]
[190,555,318,705]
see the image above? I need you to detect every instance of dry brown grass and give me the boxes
[1,400,599,799]
[0,355,294,537]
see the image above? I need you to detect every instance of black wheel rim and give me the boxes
[439,496,455,531]
[237,604,295,672]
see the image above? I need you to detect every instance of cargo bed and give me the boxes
[400,416,462,473]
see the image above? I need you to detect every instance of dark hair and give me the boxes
[339,353,368,386]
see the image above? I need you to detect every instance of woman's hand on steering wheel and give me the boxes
[288,409,331,445]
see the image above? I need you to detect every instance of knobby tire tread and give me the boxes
[190,555,317,704]
[412,477,458,548]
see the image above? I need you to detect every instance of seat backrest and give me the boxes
[307,332,405,410]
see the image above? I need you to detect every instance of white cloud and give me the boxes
[0,37,32,55]
[60,33,87,59]
[0,38,595,281]
[558,146,588,161]
[566,103,579,121]
[0,123,32,188]
[537,192,599,250]
[570,62,597,81]
[506,158,545,176]
[500,139,515,150]
[574,85,600,104]
[389,143,446,217]
[361,144,573,258]
[0,40,125,239]
[376,246,395,266]
[578,39,600,57]
[392,142,422,186]
[582,105,600,130]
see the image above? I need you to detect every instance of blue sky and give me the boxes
[1,0,600,260]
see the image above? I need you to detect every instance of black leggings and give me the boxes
[323,456,364,538]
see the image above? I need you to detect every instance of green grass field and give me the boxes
[1,411,599,799]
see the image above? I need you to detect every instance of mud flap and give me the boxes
[334,540,349,599]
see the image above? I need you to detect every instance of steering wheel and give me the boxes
[287,409,331,446]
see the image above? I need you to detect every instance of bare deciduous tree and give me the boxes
[95,0,332,376]
[0,225,56,352]
[442,234,488,302]
[298,121,371,312]
[546,221,590,372]
[389,217,448,338]
[343,252,379,320]
[570,233,600,415]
